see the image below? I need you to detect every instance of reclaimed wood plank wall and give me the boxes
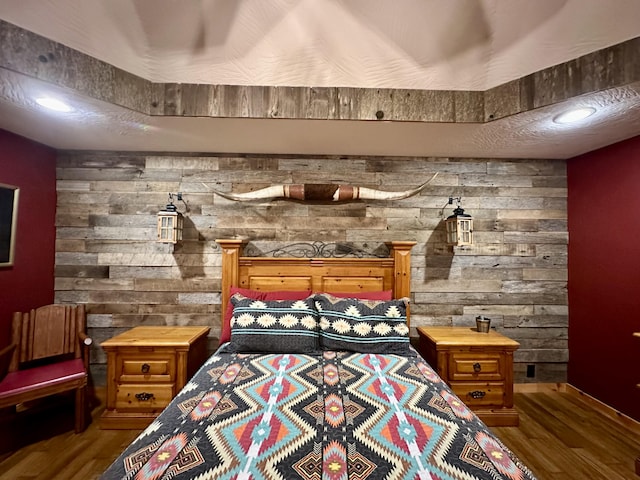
[54,152,567,385]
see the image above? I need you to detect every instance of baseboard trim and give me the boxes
[564,383,640,434]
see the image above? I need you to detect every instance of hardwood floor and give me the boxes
[0,384,638,479]
[495,384,640,480]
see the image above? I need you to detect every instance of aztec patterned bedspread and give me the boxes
[101,348,536,480]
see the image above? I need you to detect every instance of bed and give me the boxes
[101,239,536,480]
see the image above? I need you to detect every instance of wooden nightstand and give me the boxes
[417,326,520,427]
[100,326,210,429]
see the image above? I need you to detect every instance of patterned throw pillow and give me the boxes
[219,288,313,345]
[313,293,410,354]
[229,294,319,353]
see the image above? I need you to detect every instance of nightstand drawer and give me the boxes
[120,357,175,382]
[450,382,505,407]
[449,353,503,381]
[115,384,175,412]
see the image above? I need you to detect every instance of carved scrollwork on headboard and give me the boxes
[243,242,390,258]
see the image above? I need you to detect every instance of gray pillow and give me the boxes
[229,294,319,353]
[314,293,410,354]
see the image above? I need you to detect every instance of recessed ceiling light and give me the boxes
[35,97,73,113]
[553,107,596,124]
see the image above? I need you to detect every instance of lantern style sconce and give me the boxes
[444,197,473,246]
[157,193,184,244]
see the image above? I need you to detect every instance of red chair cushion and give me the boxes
[0,358,86,399]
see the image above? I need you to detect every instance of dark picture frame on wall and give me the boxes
[0,183,19,267]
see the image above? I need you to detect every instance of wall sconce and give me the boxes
[157,193,184,244]
[444,197,473,246]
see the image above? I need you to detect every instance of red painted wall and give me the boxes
[0,130,56,346]
[567,135,640,421]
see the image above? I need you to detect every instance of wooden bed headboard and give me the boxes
[216,239,416,327]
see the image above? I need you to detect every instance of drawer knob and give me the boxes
[473,362,482,373]
[135,392,155,402]
[141,363,151,374]
[469,390,486,399]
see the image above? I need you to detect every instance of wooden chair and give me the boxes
[0,304,92,433]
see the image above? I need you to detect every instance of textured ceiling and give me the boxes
[0,0,639,158]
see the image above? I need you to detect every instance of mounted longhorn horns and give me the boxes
[207,172,438,202]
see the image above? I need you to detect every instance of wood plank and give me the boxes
[451,244,537,256]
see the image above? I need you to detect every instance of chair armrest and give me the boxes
[78,332,93,347]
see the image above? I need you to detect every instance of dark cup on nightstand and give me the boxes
[476,316,491,333]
